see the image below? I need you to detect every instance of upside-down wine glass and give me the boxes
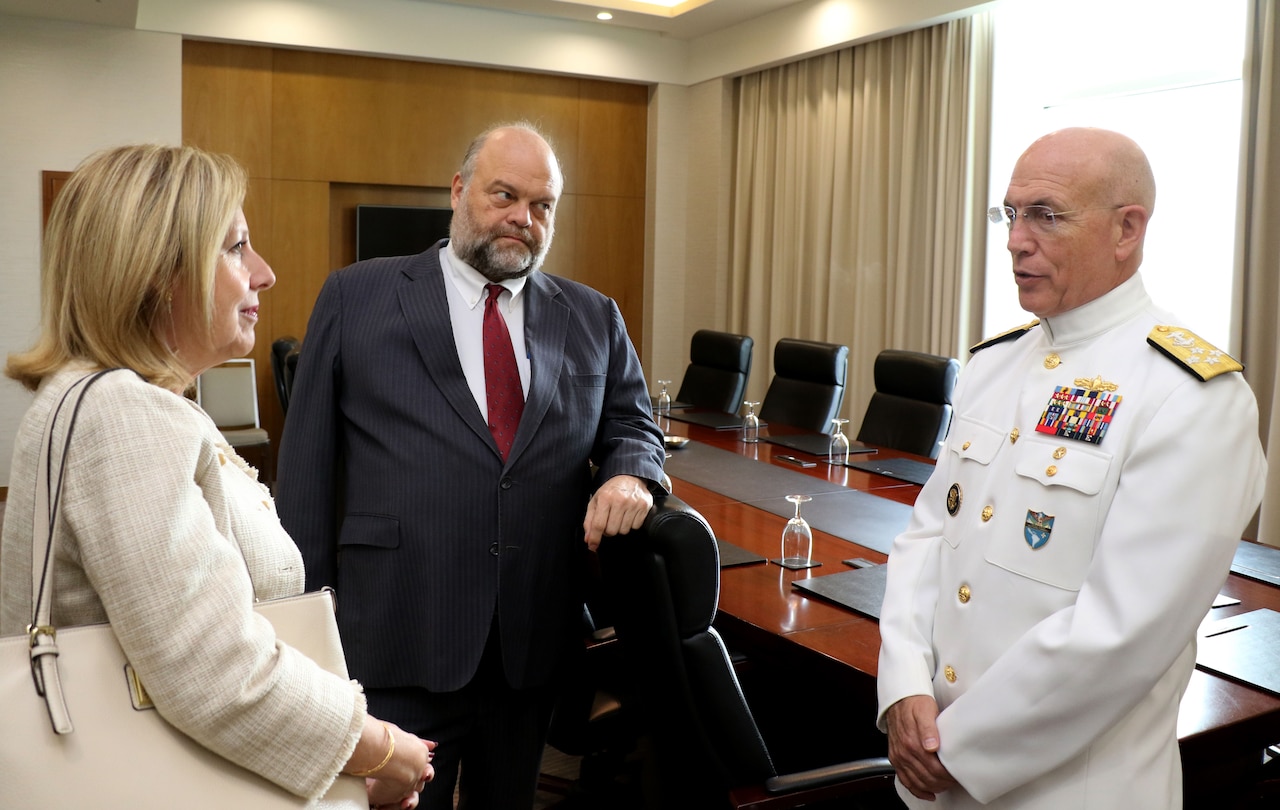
[779,494,814,567]
[741,400,760,443]
[829,417,850,466]
[656,379,672,415]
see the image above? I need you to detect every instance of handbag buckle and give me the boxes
[27,624,56,646]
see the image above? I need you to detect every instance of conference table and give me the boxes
[654,411,1280,804]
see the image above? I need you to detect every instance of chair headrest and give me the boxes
[600,496,721,639]
[773,338,849,387]
[647,498,721,637]
[272,336,300,363]
[690,330,753,374]
[872,349,960,405]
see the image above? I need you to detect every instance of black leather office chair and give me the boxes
[283,347,301,408]
[758,338,850,432]
[597,496,896,809]
[855,349,960,459]
[675,329,754,413]
[539,606,639,801]
[270,336,300,414]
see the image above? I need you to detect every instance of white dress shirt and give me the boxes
[441,241,531,421]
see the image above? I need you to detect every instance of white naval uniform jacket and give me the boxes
[876,274,1266,809]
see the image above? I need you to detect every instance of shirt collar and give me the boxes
[1039,272,1150,346]
[442,241,529,310]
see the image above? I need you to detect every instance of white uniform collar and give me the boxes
[442,240,529,309]
[1039,272,1149,346]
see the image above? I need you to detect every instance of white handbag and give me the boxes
[0,370,367,808]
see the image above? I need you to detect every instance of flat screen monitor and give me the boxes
[355,204,452,261]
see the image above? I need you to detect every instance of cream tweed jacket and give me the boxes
[0,366,365,799]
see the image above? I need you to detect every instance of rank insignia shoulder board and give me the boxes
[1036,384,1122,445]
[969,319,1040,355]
[1025,510,1055,550]
[1147,325,1243,381]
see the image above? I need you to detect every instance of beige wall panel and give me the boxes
[269,180,331,344]
[270,50,582,187]
[575,195,645,352]
[575,81,649,199]
[258,179,329,451]
[544,194,579,284]
[182,41,273,178]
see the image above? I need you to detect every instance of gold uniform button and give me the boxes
[1046,465,1058,476]
[958,584,971,604]
[981,505,993,522]
[1053,446,1067,459]
[1044,353,1061,369]
[944,665,957,683]
[961,441,971,450]
[1009,427,1020,444]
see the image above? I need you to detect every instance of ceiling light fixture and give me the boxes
[597,11,613,20]
[555,1,714,20]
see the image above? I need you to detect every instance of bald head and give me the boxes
[1016,127,1155,214]
[1003,128,1156,318]
[458,122,563,194]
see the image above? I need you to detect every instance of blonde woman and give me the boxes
[0,144,434,809]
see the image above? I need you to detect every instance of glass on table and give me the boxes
[741,400,760,443]
[779,494,813,567]
[829,417,850,466]
[655,379,672,415]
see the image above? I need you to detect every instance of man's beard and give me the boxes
[450,202,554,283]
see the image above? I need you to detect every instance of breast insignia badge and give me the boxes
[1024,510,1055,550]
[1147,325,1243,381]
[946,483,962,516]
[1035,378,1121,445]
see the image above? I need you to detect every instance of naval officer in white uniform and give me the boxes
[877,127,1267,808]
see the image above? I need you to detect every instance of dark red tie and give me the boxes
[483,283,524,460]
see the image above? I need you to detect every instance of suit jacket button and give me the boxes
[500,478,513,490]
[489,542,499,556]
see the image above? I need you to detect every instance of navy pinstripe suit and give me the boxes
[275,242,665,696]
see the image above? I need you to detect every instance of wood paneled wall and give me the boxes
[182,42,650,469]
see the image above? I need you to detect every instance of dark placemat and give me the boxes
[848,456,937,486]
[665,411,765,431]
[716,537,767,568]
[750,490,912,555]
[763,433,877,458]
[1197,608,1280,697]
[791,564,889,620]
[664,443,912,554]
[663,441,847,503]
[1231,540,1280,588]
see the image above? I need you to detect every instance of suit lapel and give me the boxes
[396,248,497,456]
[509,272,567,464]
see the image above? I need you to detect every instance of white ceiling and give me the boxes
[425,0,812,39]
[0,0,988,86]
[0,0,812,40]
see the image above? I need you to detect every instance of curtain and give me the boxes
[728,13,994,424]
[1238,0,1280,545]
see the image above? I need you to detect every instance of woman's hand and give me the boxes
[346,718,436,808]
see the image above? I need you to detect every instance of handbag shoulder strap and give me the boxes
[28,368,119,734]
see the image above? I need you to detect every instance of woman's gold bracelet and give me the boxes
[350,722,395,777]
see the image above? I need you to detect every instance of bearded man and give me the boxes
[277,122,665,809]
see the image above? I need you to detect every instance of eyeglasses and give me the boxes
[987,204,1126,234]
